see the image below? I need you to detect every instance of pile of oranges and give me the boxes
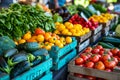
[15,28,73,50]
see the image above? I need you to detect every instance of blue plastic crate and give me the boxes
[39,72,52,80]
[49,38,77,64]
[12,58,52,80]
[0,73,9,80]
[52,49,77,70]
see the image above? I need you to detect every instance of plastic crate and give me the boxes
[39,72,52,80]
[12,58,52,80]
[52,49,77,70]
[0,73,9,80]
[10,53,53,80]
[49,38,77,63]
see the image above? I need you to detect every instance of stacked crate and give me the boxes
[90,24,103,44]
[49,38,77,71]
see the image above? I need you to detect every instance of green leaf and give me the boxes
[5,22,11,30]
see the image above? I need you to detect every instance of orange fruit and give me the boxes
[57,43,64,48]
[52,33,60,39]
[49,37,57,43]
[23,32,31,40]
[36,35,44,42]
[44,32,51,41]
[18,39,26,44]
[65,23,73,29]
[62,29,69,35]
[55,22,60,26]
[57,24,66,31]
[49,43,54,46]
[60,37,66,45]
[65,37,72,44]
[43,44,51,50]
[55,40,61,46]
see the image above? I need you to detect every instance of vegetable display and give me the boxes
[52,7,71,22]
[15,28,73,50]
[54,22,90,36]
[0,46,47,78]
[89,13,114,23]
[0,36,16,55]
[75,45,119,72]
[0,3,55,40]
[69,14,98,30]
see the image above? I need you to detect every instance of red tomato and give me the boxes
[95,45,103,50]
[101,54,111,61]
[74,73,83,78]
[85,53,92,58]
[117,51,120,57]
[85,75,96,80]
[75,57,84,65]
[80,54,89,61]
[91,48,100,54]
[105,68,112,72]
[100,48,105,51]
[110,48,119,56]
[104,60,116,69]
[94,61,105,70]
[84,49,91,53]
[114,56,120,61]
[107,51,113,56]
[85,61,94,68]
[99,50,104,55]
[86,47,92,51]
[112,57,118,64]
[89,55,99,63]
[35,28,45,35]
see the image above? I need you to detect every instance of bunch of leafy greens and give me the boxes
[0,3,55,40]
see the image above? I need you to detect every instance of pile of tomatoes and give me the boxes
[75,45,120,71]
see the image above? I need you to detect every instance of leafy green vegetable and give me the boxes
[0,3,55,40]
[53,13,63,23]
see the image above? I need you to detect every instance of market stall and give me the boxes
[0,0,120,80]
